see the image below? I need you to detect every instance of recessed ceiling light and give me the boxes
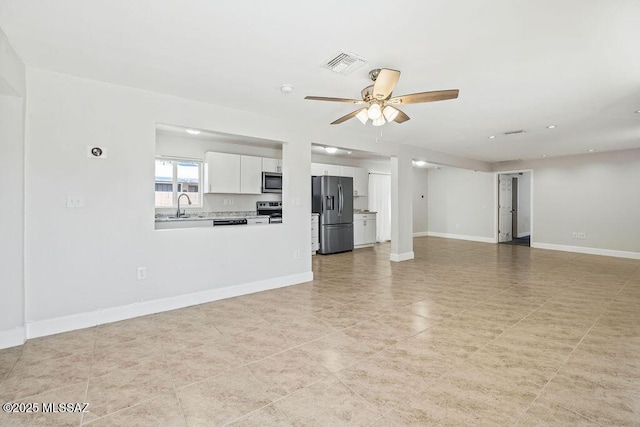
[347,151,353,154]
[542,154,548,158]
[488,135,496,139]
[186,129,200,135]
[414,160,426,166]
[325,147,338,154]
[635,110,640,114]
[588,149,595,152]
[546,125,556,129]
[280,84,294,93]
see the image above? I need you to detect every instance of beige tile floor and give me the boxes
[1,237,639,426]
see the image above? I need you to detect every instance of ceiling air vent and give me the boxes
[322,51,368,75]
[503,130,526,136]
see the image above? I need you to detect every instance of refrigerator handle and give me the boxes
[338,184,343,216]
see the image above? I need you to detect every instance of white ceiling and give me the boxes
[1,0,639,162]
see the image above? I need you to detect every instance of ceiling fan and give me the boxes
[305,68,459,126]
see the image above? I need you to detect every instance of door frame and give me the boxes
[494,169,534,245]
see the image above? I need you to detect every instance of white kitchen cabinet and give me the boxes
[262,157,282,173]
[241,155,262,194]
[311,214,319,253]
[339,166,354,178]
[353,167,368,197]
[311,163,340,176]
[247,217,270,225]
[205,152,241,193]
[354,213,376,248]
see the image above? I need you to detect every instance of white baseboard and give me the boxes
[426,231,497,244]
[390,251,415,262]
[517,232,531,238]
[26,271,313,339]
[0,326,26,349]
[531,243,640,260]
[413,232,429,237]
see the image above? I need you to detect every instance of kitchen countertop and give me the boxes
[354,210,377,214]
[155,211,271,222]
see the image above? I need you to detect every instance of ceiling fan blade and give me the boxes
[305,96,365,104]
[372,69,401,100]
[388,89,459,105]
[331,108,367,125]
[393,107,410,123]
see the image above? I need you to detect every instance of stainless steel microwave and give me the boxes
[262,172,282,193]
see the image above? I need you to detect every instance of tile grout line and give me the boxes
[510,289,623,426]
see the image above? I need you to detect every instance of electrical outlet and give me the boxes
[229,199,234,205]
[294,250,300,259]
[223,199,228,205]
[572,232,578,238]
[578,232,586,240]
[292,198,300,206]
[66,193,85,208]
[137,267,147,280]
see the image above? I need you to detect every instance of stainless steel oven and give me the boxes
[257,201,282,223]
[262,172,282,193]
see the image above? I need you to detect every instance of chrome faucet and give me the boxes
[176,193,192,218]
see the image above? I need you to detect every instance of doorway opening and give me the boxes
[497,171,532,247]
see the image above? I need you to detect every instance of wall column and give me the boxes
[390,146,414,262]
[0,27,26,349]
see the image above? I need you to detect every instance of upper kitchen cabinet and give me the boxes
[204,152,262,194]
[353,167,368,197]
[240,155,262,194]
[339,166,354,178]
[205,152,240,193]
[262,158,282,173]
[311,163,341,176]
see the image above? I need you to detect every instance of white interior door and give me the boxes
[499,175,513,242]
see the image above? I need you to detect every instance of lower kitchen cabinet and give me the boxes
[354,213,376,248]
[311,214,319,254]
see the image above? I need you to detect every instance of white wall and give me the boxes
[427,167,496,243]
[23,68,313,335]
[0,27,26,348]
[497,149,640,256]
[412,167,428,235]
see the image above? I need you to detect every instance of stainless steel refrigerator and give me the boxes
[312,175,354,254]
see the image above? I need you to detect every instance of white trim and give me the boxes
[517,232,531,238]
[427,231,496,244]
[0,326,26,349]
[354,243,374,249]
[26,271,313,339]
[413,231,429,237]
[390,251,414,262]
[532,243,640,260]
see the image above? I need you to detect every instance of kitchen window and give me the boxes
[155,157,203,208]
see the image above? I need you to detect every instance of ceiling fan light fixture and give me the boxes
[367,104,382,120]
[383,106,399,122]
[355,109,369,124]
[372,115,386,127]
